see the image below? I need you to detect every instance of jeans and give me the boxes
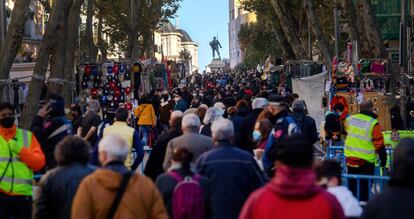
[0,193,32,219]
[139,125,152,146]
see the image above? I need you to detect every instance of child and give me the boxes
[315,160,363,219]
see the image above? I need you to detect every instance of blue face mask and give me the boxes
[252,130,262,141]
[337,112,343,117]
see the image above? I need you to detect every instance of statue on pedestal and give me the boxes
[210,37,222,60]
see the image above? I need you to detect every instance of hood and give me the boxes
[268,165,322,199]
[94,169,125,190]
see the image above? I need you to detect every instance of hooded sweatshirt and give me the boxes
[71,162,168,219]
[239,165,345,219]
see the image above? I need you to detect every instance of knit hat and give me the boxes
[292,100,306,112]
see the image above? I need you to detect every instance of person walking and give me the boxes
[0,102,45,219]
[291,100,319,144]
[163,113,213,170]
[239,98,268,153]
[239,135,345,219]
[78,99,101,147]
[156,147,210,218]
[72,135,167,219]
[196,119,265,219]
[134,96,157,147]
[262,95,300,177]
[103,108,144,171]
[345,100,387,202]
[362,138,414,219]
[70,104,83,134]
[33,136,95,219]
[31,93,72,171]
[145,111,183,182]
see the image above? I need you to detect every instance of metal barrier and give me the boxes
[326,146,394,174]
[342,174,390,201]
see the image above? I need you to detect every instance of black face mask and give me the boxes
[0,117,15,128]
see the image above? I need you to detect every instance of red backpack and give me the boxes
[169,171,205,219]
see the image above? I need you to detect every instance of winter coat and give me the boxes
[292,111,319,144]
[156,168,211,218]
[173,99,188,112]
[71,162,168,219]
[144,130,182,181]
[327,186,363,218]
[134,103,157,127]
[31,115,72,171]
[33,163,95,219]
[361,186,414,219]
[229,115,244,145]
[239,166,345,219]
[196,141,266,219]
[239,109,263,153]
[163,132,213,171]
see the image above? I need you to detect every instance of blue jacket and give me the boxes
[196,141,266,219]
[173,99,188,112]
[263,110,300,177]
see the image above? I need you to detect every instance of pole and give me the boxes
[0,0,6,49]
[333,0,339,58]
[308,19,312,58]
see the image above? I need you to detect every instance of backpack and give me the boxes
[169,171,205,219]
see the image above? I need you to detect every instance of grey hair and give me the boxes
[211,118,234,141]
[170,110,184,120]
[88,100,100,112]
[252,98,268,110]
[203,107,223,125]
[99,135,129,161]
[182,113,201,129]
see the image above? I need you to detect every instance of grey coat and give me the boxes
[163,132,213,171]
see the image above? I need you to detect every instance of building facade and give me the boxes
[155,21,199,73]
[228,0,256,69]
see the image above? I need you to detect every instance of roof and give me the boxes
[159,21,176,33]
[177,29,193,42]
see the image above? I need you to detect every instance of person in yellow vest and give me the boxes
[345,100,387,202]
[103,108,143,171]
[0,102,45,218]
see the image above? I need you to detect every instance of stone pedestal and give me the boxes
[207,59,226,72]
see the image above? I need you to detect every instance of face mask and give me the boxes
[337,112,343,117]
[0,117,15,128]
[252,130,262,141]
[174,97,180,102]
[217,108,225,116]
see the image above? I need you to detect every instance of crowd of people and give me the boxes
[0,69,413,219]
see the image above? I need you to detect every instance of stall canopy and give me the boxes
[292,72,326,131]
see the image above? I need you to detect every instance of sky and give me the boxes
[175,0,229,71]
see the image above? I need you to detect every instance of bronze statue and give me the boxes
[210,37,222,60]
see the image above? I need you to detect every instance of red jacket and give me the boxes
[239,165,345,219]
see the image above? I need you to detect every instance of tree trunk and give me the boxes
[126,0,142,60]
[270,19,297,60]
[357,0,386,58]
[0,0,31,99]
[303,0,332,67]
[62,0,84,104]
[48,0,73,94]
[269,0,308,59]
[86,0,94,59]
[97,12,107,62]
[20,0,64,129]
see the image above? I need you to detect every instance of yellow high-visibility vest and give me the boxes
[345,114,377,163]
[103,122,135,169]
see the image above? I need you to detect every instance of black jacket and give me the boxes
[31,115,73,172]
[239,109,263,153]
[144,130,182,181]
[292,111,319,144]
[362,186,414,219]
[33,163,95,219]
